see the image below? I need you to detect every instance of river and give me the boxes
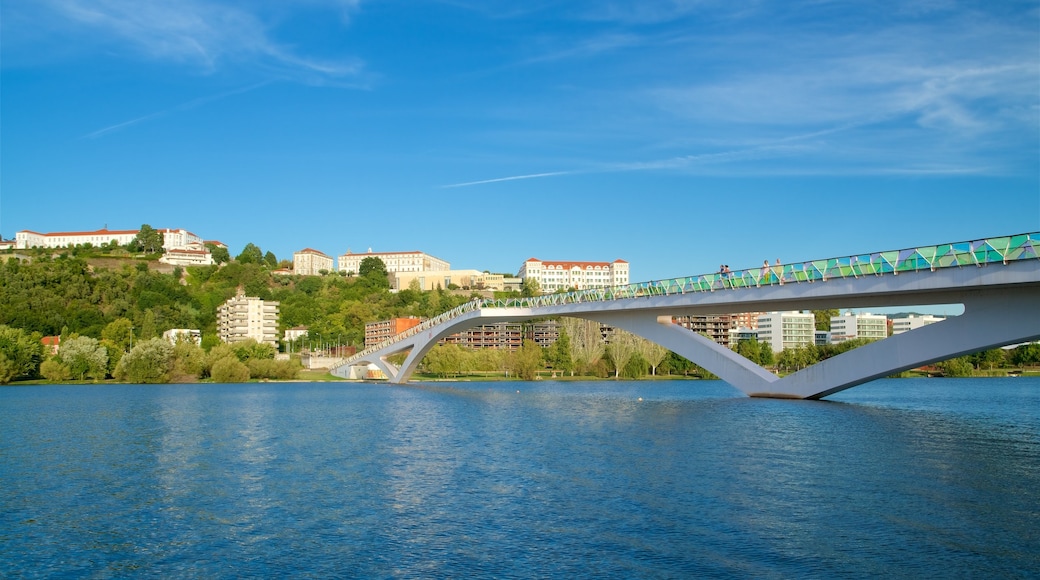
[2,378,1038,578]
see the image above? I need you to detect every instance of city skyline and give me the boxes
[2,1,1037,282]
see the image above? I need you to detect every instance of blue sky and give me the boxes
[2,0,1038,282]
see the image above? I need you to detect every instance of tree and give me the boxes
[813,309,839,331]
[358,256,388,278]
[130,224,164,254]
[206,243,231,264]
[636,336,669,376]
[562,317,604,376]
[936,356,974,377]
[509,339,543,381]
[115,338,174,383]
[172,340,206,381]
[236,243,264,264]
[58,336,109,381]
[545,326,574,376]
[606,329,639,379]
[211,356,250,382]
[0,325,44,384]
[102,318,134,352]
[520,277,541,297]
[263,251,278,268]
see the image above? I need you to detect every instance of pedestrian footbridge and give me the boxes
[332,233,1040,399]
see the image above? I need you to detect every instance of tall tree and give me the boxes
[637,336,669,376]
[264,251,278,268]
[509,339,543,381]
[813,309,839,331]
[58,336,109,381]
[0,325,44,384]
[606,329,638,379]
[130,224,164,254]
[236,243,264,264]
[562,317,604,376]
[206,243,231,264]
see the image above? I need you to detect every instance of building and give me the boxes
[365,317,423,347]
[338,249,449,275]
[392,269,506,291]
[217,295,280,346]
[293,248,334,276]
[160,248,215,266]
[830,312,888,343]
[163,329,201,345]
[756,311,816,353]
[730,312,764,330]
[519,258,629,292]
[891,314,945,335]
[15,227,203,251]
[441,320,560,351]
[41,336,60,355]
[673,315,735,347]
[284,326,309,343]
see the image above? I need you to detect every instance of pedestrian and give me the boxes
[762,260,772,284]
[775,258,784,285]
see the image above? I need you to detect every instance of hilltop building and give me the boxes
[163,329,201,345]
[217,295,280,347]
[15,227,203,250]
[392,270,506,291]
[293,248,334,276]
[519,258,629,292]
[338,249,449,276]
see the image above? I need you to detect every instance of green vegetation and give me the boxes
[1,245,1037,384]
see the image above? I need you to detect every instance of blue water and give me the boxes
[2,378,1038,578]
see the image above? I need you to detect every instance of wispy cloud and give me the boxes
[39,0,363,81]
[441,171,572,188]
[79,80,274,139]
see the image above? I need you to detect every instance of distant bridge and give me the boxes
[332,233,1040,399]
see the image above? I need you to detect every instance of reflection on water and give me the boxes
[1,378,1037,577]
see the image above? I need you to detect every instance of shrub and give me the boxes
[211,357,250,383]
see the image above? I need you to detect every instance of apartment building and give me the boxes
[673,315,735,347]
[293,248,334,276]
[217,295,280,346]
[365,317,423,347]
[830,312,888,343]
[519,258,629,292]
[339,249,449,275]
[756,311,816,353]
[891,314,945,335]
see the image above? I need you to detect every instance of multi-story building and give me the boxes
[160,248,215,266]
[15,227,203,250]
[293,248,334,276]
[217,295,280,347]
[673,315,735,347]
[830,312,888,343]
[519,258,629,292]
[756,311,816,353]
[392,270,506,291]
[891,314,945,335]
[441,320,560,351]
[365,317,423,347]
[730,312,764,330]
[338,249,449,275]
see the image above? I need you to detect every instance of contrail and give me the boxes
[80,80,274,140]
[441,171,571,188]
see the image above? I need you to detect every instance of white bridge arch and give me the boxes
[332,234,1040,399]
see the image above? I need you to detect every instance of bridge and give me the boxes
[332,233,1040,399]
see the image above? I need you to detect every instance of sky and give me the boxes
[2,0,1038,285]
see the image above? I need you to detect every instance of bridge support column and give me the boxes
[771,287,1040,399]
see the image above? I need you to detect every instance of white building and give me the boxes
[891,314,945,335]
[217,295,280,347]
[293,248,334,276]
[830,312,888,343]
[15,227,203,251]
[163,329,201,345]
[756,311,816,353]
[519,258,630,292]
[160,248,215,266]
[337,249,450,275]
